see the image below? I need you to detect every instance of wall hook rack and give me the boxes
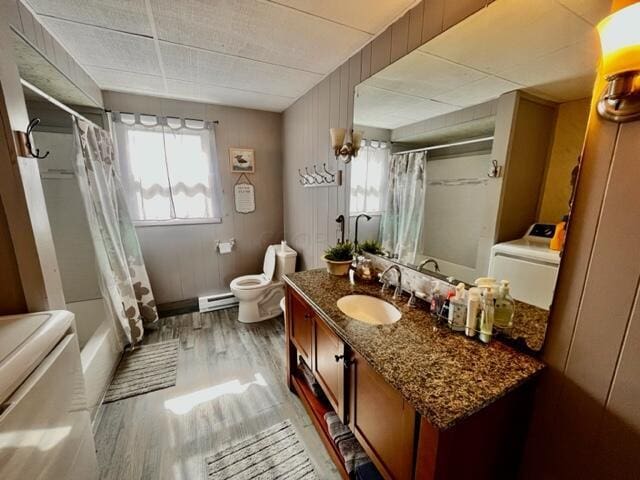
[299,163,342,188]
[25,118,50,159]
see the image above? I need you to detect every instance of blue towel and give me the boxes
[355,461,384,480]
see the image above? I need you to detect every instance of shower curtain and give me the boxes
[72,117,158,345]
[379,151,427,265]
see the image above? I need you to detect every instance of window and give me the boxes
[113,113,222,225]
[350,140,389,215]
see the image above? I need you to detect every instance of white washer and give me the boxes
[488,224,561,309]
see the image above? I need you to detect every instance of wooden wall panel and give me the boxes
[390,12,410,63]
[407,2,425,52]
[442,0,487,30]
[0,195,27,313]
[370,26,392,76]
[422,0,444,43]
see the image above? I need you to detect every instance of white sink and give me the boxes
[336,295,401,325]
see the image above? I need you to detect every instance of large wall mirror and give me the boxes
[349,0,602,351]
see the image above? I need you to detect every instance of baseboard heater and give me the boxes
[198,292,238,312]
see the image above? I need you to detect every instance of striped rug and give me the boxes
[206,420,317,480]
[104,339,179,403]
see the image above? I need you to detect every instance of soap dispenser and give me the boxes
[494,280,515,331]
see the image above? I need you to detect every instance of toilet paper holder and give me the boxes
[216,238,236,254]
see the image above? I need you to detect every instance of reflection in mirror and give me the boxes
[350,0,601,351]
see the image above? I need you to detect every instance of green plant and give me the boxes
[324,241,355,261]
[357,240,384,255]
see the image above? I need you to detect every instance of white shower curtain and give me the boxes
[72,117,158,345]
[379,151,427,265]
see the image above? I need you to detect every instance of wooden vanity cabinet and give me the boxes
[313,316,346,421]
[349,350,416,480]
[288,288,313,365]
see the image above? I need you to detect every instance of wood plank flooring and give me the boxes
[94,308,340,480]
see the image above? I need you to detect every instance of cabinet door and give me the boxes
[313,317,346,421]
[350,351,416,480]
[289,290,313,365]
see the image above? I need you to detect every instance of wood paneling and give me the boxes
[102,91,284,304]
[390,12,410,63]
[0,196,26,313]
[370,26,392,76]
[313,317,345,420]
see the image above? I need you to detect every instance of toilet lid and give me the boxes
[263,245,276,281]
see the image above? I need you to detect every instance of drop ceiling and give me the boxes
[355,0,610,130]
[23,0,418,112]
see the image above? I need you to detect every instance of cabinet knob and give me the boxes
[304,313,311,320]
[334,354,344,362]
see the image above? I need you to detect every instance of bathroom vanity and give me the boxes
[283,270,544,480]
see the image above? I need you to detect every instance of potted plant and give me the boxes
[322,241,355,276]
[357,239,384,255]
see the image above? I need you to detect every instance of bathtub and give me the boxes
[67,298,122,422]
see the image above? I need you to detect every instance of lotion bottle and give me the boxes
[479,288,495,343]
[466,287,481,337]
[448,282,467,332]
[494,280,515,330]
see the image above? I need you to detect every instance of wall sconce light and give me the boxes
[330,127,363,163]
[596,3,640,122]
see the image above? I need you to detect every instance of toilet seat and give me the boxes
[230,274,270,291]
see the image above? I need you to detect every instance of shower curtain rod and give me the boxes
[394,136,494,155]
[20,78,101,128]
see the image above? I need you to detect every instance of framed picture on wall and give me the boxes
[229,148,255,173]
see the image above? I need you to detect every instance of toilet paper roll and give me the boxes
[218,242,233,254]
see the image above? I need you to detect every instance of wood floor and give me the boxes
[94,308,340,480]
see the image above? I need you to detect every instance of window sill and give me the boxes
[133,218,222,228]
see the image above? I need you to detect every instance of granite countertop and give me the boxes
[283,269,545,430]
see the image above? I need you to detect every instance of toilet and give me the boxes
[230,243,297,323]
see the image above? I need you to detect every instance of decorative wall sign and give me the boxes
[234,174,255,214]
[229,147,255,173]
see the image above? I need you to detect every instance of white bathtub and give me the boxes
[67,299,122,422]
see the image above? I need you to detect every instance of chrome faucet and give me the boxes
[418,258,440,273]
[379,265,402,299]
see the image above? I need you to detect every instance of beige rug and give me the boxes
[104,339,179,403]
[206,420,317,480]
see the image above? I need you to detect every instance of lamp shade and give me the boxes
[597,3,640,77]
[330,128,346,149]
[352,130,364,149]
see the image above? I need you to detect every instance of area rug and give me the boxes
[103,339,179,403]
[206,420,317,480]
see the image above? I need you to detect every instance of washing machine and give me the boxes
[488,224,561,309]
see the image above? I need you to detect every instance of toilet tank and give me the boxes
[274,243,297,280]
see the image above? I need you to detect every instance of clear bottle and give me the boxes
[494,280,515,331]
[466,287,481,337]
[479,288,495,343]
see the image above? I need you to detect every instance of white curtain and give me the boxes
[350,140,389,214]
[379,151,427,264]
[72,117,158,346]
[112,113,223,223]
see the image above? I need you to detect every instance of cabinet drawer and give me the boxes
[350,351,416,480]
[289,290,313,364]
[313,317,346,420]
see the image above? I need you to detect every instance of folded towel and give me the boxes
[355,461,384,480]
[299,360,324,398]
[324,411,351,444]
[338,436,370,474]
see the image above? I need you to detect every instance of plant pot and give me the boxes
[322,256,353,276]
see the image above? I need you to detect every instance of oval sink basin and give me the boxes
[336,295,401,325]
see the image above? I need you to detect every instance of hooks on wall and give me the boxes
[298,163,342,188]
[25,118,50,159]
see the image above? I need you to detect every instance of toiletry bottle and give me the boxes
[479,288,495,343]
[430,286,441,314]
[441,289,454,321]
[550,216,567,251]
[494,280,515,331]
[466,288,481,337]
[448,282,467,332]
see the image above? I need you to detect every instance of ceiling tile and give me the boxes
[25,0,152,36]
[368,51,487,100]
[269,0,417,34]
[420,0,595,79]
[159,43,322,98]
[41,18,161,75]
[150,0,371,74]
[166,79,293,112]
[355,84,459,129]
[85,66,165,93]
[555,0,611,25]
[433,75,521,107]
